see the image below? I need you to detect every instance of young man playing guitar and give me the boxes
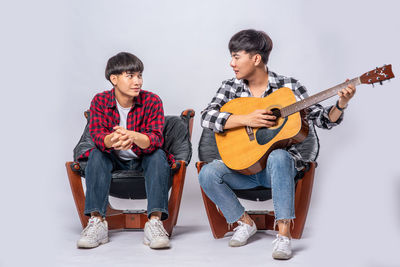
[199,29,356,260]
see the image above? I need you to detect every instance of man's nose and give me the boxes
[230,59,235,68]
[133,77,142,85]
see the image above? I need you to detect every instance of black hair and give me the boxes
[105,52,144,82]
[228,29,273,65]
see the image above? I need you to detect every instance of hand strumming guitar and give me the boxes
[224,109,277,130]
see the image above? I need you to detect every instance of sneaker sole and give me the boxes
[143,237,170,249]
[272,251,292,260]
[229,227,257,247]
[229,240,247,247]
[77,237,109,249]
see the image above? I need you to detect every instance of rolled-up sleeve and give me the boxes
[89,95,112,153]
[140,96,164,154]
[201,81,232,133]
[294,81,343,130]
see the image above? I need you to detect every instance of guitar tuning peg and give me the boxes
[379,81,383,85]
[371,83,375,88]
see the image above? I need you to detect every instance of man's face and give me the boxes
[230,51,256,80]
[111,71,143,98]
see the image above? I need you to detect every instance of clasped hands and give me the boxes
[107,126,135,150]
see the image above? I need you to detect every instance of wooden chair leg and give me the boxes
[163,161,187,236]
[200,188,231,238]
[196,162,230,238]
[66,162,89,228]
[291,162,316,239]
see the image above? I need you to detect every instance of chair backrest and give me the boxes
[198,128,221,163]
[163,112,193,164]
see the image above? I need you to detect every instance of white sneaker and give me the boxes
[229,221,257,247]
[143,218,170,249]
[272,234,292,260]
[77,216,109,248]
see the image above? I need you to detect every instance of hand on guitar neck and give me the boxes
[329,79,357,122]
[225,109,277,130]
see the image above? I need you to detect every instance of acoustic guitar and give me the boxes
[215,65,395,175]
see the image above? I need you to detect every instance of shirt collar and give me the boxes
[267,70,280,90]
[107,88,144,108]
[240,69,279,94]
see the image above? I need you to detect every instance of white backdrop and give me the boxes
[1,0,399,266]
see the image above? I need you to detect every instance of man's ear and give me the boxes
[110,74,118,86]
[253,54,263,66]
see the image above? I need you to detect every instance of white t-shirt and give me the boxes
[114,100,139,160]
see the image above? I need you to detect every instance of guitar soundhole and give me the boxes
[270,108,281,120]
[256,111,287,145]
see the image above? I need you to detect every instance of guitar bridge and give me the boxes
[246,126,255,141]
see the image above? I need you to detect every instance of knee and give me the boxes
[88,149,109,164]
[144,149,167,163]
[198,163,223,189]
[267,149,292,169]
[142,149,169,172]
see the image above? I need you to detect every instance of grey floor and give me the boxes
[9,165,398,267]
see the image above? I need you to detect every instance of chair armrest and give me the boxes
[70,161,81,172]
[172,160,188,172]
[195,161,208,173]
[181,109,195,118]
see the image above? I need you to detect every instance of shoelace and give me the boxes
[272,235,290,251]
[82,218,102,239]
[149,220,169,237]
[232,221,249,240]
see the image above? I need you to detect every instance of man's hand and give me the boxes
[243,109,277,128]
[104,131,123,149]
[112,126,134,150]
[224,109,277,130]
[337,79,356,108]
[104,126,150,150]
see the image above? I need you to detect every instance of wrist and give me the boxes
[128,130,137,143]
[104,134,113,148]
[336,100,347,111]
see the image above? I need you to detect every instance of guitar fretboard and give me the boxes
[280,77,361,117]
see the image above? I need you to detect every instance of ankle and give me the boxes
[277,219,292,239]
[149,211,162,221]
[238,213,254,226]
[90,212,104,221]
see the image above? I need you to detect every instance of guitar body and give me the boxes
[215,87,309,175]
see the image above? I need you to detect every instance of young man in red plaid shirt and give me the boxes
[77,52,171,249]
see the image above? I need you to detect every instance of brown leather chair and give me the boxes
[66,109,194,236]
[196,127,317,239]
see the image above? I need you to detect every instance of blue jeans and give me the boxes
[84,148,170,220]
[198,149,297,223]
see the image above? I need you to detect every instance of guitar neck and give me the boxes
[281,77,361,117]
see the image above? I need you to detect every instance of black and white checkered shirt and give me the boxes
[201,70,344,170]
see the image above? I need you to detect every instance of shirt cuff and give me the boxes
[215,112,232,133]
[324,105,344,127]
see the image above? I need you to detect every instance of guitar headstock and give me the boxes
[360,64,395,85]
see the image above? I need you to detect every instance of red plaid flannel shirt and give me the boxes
[78,88,175,166]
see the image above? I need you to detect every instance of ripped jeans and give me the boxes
[198,149,297,224]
